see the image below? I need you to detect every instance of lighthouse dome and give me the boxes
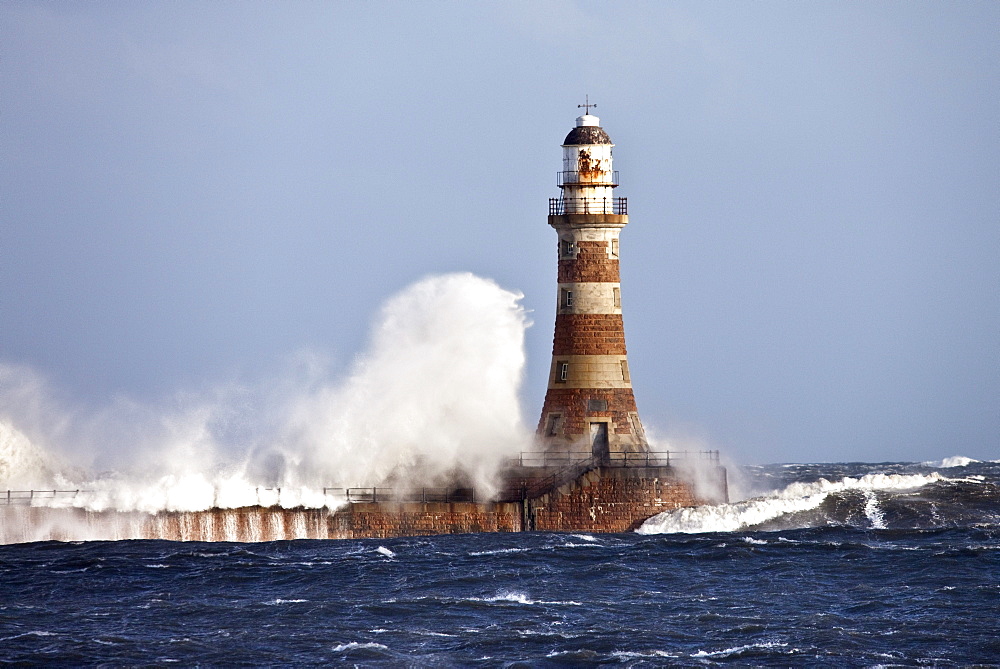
[563,116,612,146]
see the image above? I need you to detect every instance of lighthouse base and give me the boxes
[525,465,726,533]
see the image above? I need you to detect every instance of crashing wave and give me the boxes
[637,472,945,535]
[928,455,979,468]
[0,274,532,517]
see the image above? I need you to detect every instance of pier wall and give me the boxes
[327,501,524,539]
[1,465,726,543]
[529,466,709,533]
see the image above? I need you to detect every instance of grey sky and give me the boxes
[2,1,997,465]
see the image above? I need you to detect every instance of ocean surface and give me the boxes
[2,459,998,666]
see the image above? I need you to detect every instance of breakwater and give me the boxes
[1,453,727,544]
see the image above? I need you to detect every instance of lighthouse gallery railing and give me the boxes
[549,197,627,215]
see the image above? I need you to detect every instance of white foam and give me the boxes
[471,591,582,606]
[332,642,388,652]
[638,472,945,535]
[692,641,790,658]
[376,546,395,558]
[469,547,532,556]
[611,650,680,660]
[862,489,886,529]
[478,592,534,604]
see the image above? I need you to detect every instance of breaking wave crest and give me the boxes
[927,455,979,468]
[638,472,950,534]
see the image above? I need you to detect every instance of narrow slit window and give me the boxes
[629,412,646,440]
[621,360,631,383]
[613,287,621,309]
[561,239,576,257]
[611,238,619,257]
[557,361,569,383]
[561,289,573,309]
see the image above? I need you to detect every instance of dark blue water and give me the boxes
[2,460,999,666]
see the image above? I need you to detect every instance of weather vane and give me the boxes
[577,95,596,115]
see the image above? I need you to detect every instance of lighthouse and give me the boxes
[537,106,649,458]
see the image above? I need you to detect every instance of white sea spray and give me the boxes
[0,273,532,517]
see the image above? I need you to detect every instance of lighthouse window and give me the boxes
[561,289,573,308]
[613,287,621,309]
[620,360,631,382]
[561,239,576,257]
[588,399,608,412]
[545,414,562,436]
[556,361,569,383]
[611,238,619,257]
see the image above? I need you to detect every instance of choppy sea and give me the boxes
[2,458,998,666]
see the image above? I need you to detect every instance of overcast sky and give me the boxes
[2,1,997,465]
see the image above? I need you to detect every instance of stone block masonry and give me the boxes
[323,464,724,539]
[528,467,707,533]
[558,241,620,283]
[537,387,639,437]
[327,501,523,540]
[552,314,627,356]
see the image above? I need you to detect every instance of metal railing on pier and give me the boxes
[509,450,719,468]
[494,450,719,502]
[1,489,85,505]
[320,487,477,504]
[2,451,719,508]
[549,197,627,215]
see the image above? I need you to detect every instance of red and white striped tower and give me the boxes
[537,107,648,458]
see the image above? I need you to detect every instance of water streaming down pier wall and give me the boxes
[0,506,334,543]
[0,458,727,543]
